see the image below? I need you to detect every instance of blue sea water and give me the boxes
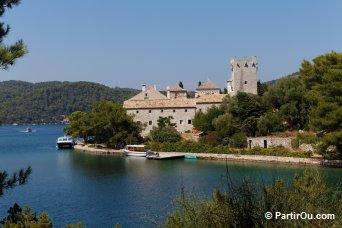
[0,125,340,227]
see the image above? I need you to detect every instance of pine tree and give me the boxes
[0,166,31,196]
[0,0,27,70]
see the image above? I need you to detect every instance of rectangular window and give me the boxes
[136,110,139,114]
[185,109,187,112]
[244,81,247,84]
[149,110,151,113]
[161,109,163,113]
[173,109,176,113]
[180,120,183,125]
[149,121,152,126]
[264,140,267,148]
[188,119,192,124]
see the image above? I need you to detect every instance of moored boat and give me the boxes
[56,136,75,149]
[124,145,148,157]
[185,155,197,159]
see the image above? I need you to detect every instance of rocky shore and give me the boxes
[74,144,341,167]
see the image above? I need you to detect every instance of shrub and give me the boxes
[291,138,300,149]
[164,171,341,228]
[150,126,180,143]
[257,111,284,136]
[149,142,310,157]
[204,131,220,146]
[149,141,231,154]
[241,147,311,158]
[229,132,247,148]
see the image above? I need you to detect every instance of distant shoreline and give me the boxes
[74,144,342,168]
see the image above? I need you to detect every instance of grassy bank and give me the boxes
[149,141,312,158]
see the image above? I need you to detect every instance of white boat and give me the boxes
[20,127,33,133]
[124,145,148,157]
[56,136,75,149]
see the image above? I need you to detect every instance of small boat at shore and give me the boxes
[56,136,75,149]
[124,145,148,157]
[185,155,197,159]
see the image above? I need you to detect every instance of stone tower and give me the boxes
[227,56,258,96]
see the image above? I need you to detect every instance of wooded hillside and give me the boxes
[0,81,138,124]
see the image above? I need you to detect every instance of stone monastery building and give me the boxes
[123,56,258,136]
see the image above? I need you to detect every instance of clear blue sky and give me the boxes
[1,0,341,90]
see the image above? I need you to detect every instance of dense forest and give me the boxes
[0,81,138,124]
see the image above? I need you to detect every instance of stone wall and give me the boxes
[127,107,196,136]
[195,89,220,98]
[247,136,293,150]
[196,103,221,113]
[169,91,187,99]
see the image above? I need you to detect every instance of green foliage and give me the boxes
[64,111,92,142]
[65,102,142,148]
[157,116,177,128]
[299,52,342,158]
[291,138,300,149]
[263,74,308,129]
[0,81,139,124]
[257,80,268,96]
[1,204,52,228]
[300,51,342,90]
[193,106,225,132]
[150,116,180,143]
[0,166,31,196]
[242,116,258,137]
[296,132,319,144]
[164,171,341,228]
[149,141,231,154]
[257,111,284,136]
[306,67,342,132]
[150,126,180,143]
[243,147,311,158]
[229,132,247,148]
[229,92,267,122]
[316,131,342,159]
[212,114,236,139]
[149,142,310,157]
[178,81,184,88]
[0,1,27,70]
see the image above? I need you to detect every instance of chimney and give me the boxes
[153,84,157,90]
[141,84,146,91]
[166,86,170,99]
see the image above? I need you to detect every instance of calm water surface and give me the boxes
[0,125,340,227]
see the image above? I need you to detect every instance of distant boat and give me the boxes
[56,136,75,149]
[20,127,34,133]
[124,145,148,157]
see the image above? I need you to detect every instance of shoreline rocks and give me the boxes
[74,144,341,168]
